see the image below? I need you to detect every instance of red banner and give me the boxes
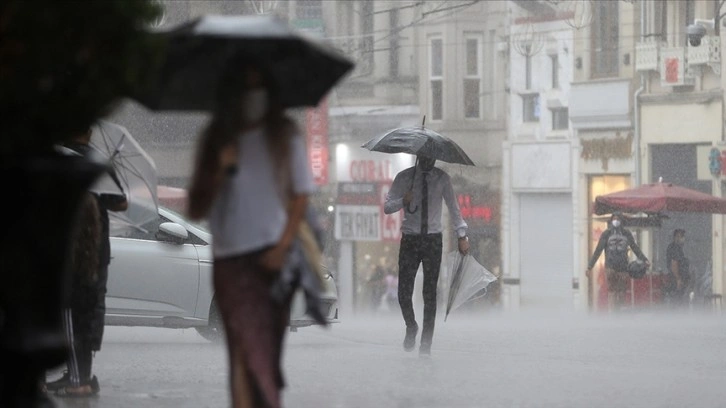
[306,99,329,185]
[665,57,679,83]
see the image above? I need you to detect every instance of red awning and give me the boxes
[594,182,726,215]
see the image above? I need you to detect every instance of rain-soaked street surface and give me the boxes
[50,311,726,408]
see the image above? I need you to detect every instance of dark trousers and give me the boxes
[62,309,93,386]
[397,233,442,347]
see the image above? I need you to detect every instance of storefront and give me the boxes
[502,141,579,310]
[333,143,413,315]
[640,99,725,308]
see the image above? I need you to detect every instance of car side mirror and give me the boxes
[157,222,188,244]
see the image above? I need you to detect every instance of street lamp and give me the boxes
[512,22,544,57]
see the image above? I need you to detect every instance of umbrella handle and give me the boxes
[406,203,419,214]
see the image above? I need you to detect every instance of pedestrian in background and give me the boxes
[665,228,690,307]
[188,62,314,408]
[384,156,469,357]
[587,212,650,312]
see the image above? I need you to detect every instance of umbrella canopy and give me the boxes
[135,15,354,111]
[444,251,498,321]
[594,182,726,215]
[362,126,476,166]
[91,121,159,234]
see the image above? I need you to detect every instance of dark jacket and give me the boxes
[588,226,648,272]
[69,193,102,344]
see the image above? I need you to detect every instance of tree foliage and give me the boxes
[0,0,163,155]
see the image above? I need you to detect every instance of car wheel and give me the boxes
[195,298,224,342]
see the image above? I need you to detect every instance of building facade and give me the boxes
[634,0,725,308]
[502,1,579,310]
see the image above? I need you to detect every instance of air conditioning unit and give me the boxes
[687,35,721,75]
[635,41,660,71]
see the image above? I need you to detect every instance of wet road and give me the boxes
[50,311,726,408]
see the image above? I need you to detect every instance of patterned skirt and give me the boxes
[213,251,291,408]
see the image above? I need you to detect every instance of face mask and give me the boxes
[418,158,436,171]
[242,89,268,122]
[612,220,621,228]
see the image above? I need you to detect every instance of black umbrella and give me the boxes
[361,117,475,212]
[135,15,354,111]
[361,120,476,166]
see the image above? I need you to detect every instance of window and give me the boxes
[552,108,569,130]
[591,1,619,78]
[464,35,482,119]
[430,36,443,120]
[522,94,540,122]
[486,29,497,119]
[550,54,559,89]
[295,0,322,20]
[389,9,399,78]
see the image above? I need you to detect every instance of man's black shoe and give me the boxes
[45,371,71,392]
[88,375,100,395]
[403,323,418,352]
[419,343,431,358]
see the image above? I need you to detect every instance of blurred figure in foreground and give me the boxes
[188,63,314,408]
[384,156,469,357]
[49,193,101,397]
[587,212,650,312]
[665,229,690,307]
[47,129,128,395]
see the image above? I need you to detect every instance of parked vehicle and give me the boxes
[105,206,338,341]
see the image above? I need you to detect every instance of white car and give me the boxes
[105,207,338,341]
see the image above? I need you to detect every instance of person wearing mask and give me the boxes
[587,212,650,311]
[384,156,468,357]
[665,229,690,307]
[187,63,314,408]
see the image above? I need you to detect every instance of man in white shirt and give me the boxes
[384,155,469,356]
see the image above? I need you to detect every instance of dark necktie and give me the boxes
[421,172,428,235]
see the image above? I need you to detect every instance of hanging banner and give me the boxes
[306,98,329,186]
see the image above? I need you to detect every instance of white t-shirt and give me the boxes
[208,127,315,258]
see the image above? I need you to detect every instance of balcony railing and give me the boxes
[636,37,721,82]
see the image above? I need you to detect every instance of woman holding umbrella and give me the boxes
[187,62,315,408]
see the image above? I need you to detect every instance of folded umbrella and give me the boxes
[135,14,354,111]
[444,251,498,321]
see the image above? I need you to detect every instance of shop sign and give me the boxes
[306,99,328,185]
[708,147,726,177]
[335,183,402,242]
[334,205,381,241]
[457,194,493,222]
[697,146,726,180]
[335,143,413,183]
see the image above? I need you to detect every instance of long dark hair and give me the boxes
[187,62,296,220]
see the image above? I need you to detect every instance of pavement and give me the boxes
[49,310,726,408]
